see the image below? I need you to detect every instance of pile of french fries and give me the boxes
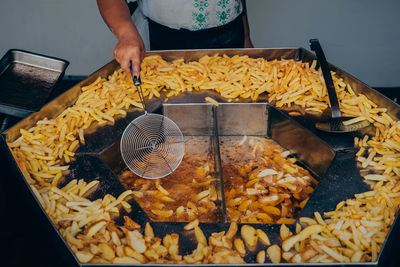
[141,55,390,126]
[6,53,400,264]
[222,136,315,224]
[183,220,280,264]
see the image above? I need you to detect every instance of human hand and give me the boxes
[114,31,145,77]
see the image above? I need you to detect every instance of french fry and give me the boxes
[267,244,281,263]
[241,225,258,249]
[184,219,199,230]
[282,225,324,251]
[98,243,115,261]
[111,231,121,246]
[282,251,295,262]
[112,257,141,264]
[156,182,169,195]
[301,246,318,261]
[124,216,141,229]
[233,238,246,257]
[124,246,147,263]
[280,224,292,240]
[256,229,271,246]
[342,116,366,126]
[151,209,173,218]
[193,190,209,202]
[75,251,94,263]
[299,217,317,226]
[126,230,146,253]
[194,226,207,246]
[319,244,350,262]
[145,222,154,238]
[205,96,219,106]
[314,211,326,225]
[225,222,238,239]
[86,221,107,238]
[256,250,266,263]
[351,250,363,262]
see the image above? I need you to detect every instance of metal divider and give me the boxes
[215,103,269,224]
[211,105,227,222]
[163,103,227,223]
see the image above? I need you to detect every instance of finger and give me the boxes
[120,52,136,75]
[140,44,145,62]
[113,48,118,60]
[119,56,131,74]
[126,48,142,77]
[114,50,127,73]
[114,47,122,64]
[138,46,146,76]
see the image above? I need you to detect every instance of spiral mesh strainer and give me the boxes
[120,67,185,179]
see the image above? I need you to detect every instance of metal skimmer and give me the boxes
[310,39,370,133]
[120,65,185,179]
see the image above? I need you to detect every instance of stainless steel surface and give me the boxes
[3,47,400,266]
[217,103,268,136]
[269,106,336,177]
[0,49,69,117]
[163,103,214,135]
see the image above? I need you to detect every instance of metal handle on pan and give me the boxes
[309,39,342,119]
[0,117,9,133]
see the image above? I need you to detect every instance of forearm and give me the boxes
[96,0,144,75]
[96,0,138,39]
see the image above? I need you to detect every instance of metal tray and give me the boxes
[1,48,400,266]
[0,49,69,117]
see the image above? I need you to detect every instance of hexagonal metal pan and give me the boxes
[2,48,400,266]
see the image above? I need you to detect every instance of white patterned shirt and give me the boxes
[137,0,243,31]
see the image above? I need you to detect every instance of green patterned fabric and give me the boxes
[138,0,242,31]
[192,0,240,30]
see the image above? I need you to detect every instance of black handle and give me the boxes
[0,117,9,133]
[129,61,141,87]
[129,61,146,111]
[309,39,341,119]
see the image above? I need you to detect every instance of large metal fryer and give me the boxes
[1,48,400,266]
